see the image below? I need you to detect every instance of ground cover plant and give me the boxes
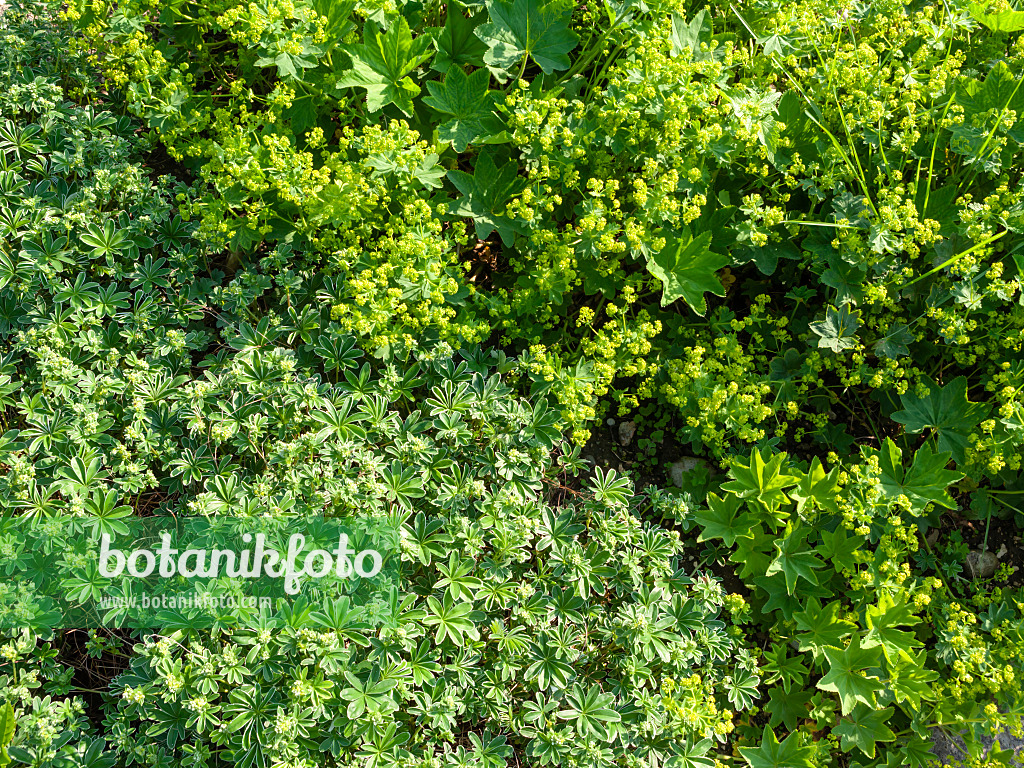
[1,0,1024,766]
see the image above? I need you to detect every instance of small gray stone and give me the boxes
[966,550,999,579]
[670,457,702,487]
[617,420,636,446]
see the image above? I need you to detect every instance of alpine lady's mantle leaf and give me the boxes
[475,0,579,80]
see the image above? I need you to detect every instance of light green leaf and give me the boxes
[809,304,860,353]
[336,17,433,115]
[665,738,716,768]
[816,634,884,715]
[693,492,757,547]
[790,598,856,659]
[789,456,839,514]
[871,439,963,519]
[793,598,856,659]
[720,447,798,512]
[0,703,13,768]
[766,527,824,595]
[834,705,896,758]
[311,0,356,52]
[739,726,816,768]
[815,528,859,573]
[645,228,728,314]
[969,3,1024,32]
[862,593,922,661]
[670,10,710,59]
[888,649,938,709]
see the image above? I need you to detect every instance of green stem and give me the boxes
[557,8,631,85]
[899,229,1007,289]
[922,30,957,214]
[956,72,1024,195]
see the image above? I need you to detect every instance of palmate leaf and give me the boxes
[692,492,756,546]
[720,447,798,513]
[255,39,323,81]
[725,669,760,709]
[670,10,711,59]
[646,227,729,314]
[870,439,963,521]
[891,376,990,465]
[954,60,1024,119]
[766,526,824,595]
[665,738,716,768]
[475,0,579,81]
[789,456,839,514]
[423,67,502,152]
[834,704,896,758]
[862,593,922,661]
[447,149,527,245]
[873,323,914,360]
[753,570,831,619]
[760,643,808,693]
[950,60,1024,165]
[815,527,860,573]
[887,649,938,709]
[310,0,356,52]
[733,529,777,581]
[809,304,860,353]
[765,686,813,730]
[738,726,816,768]
[816,634,884,715]
[770,536,823,593]
[969,3,1024,31]
[556,683,621,741]
[726,86,782,161]
[431,2,488,73]
[336,17,433,116]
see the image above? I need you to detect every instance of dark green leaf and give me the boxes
[475,0,579,80]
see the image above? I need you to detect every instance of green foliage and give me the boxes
[476,0,579,79]
[4,1,1024,767]
[645,228,729,314]
[891,377,991,465]
[447,149,527,245]
[423,66,502,152]
[738,726,815,768]
[64,0,1024,460]
[336,17,434,115]
[0,704,13,768]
